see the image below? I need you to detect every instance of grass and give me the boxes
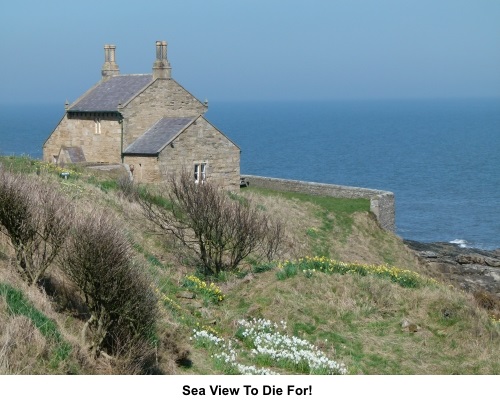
[191,318,347,375]
[0,155,38,173]
[0,283,73,371]
[240,185,370,215]
[273,256,437,288]
[240,186,370,257]
[216,269,500,374]
[1,156,499,375]
[0,283,65,343]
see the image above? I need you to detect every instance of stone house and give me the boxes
[43,41,240,190]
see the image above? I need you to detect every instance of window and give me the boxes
[94,118,101,134]
[194,163,207,184]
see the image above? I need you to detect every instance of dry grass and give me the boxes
[236,188,429,273]
[214,269,500,374]
[1,158,499,375]
[0,314,48,374]
[234,192,321,261]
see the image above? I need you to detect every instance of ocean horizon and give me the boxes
[1,98,499,250]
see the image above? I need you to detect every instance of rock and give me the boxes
[404,239,500,296]
[485,258,500,267]
[420,251,438,259]
[401,319,420,333]
[457,254,487,265]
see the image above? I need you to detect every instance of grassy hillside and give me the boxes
[0,155,499,374]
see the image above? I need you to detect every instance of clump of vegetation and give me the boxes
[273,256,436,288]
[60,209,159,370]
[0,171,72,285]
[191,318,347,375]
[473,289,500,322]
[183,274,225,304]
[139,170,284,276]
[38,162,80,179]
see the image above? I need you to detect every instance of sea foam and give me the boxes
[449,239,468,248]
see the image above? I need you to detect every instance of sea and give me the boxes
[1,99,499,250]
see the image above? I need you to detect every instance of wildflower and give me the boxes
[183,274,225,303]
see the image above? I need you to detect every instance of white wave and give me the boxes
[449,239,468,248]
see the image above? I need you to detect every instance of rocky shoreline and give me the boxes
[403,240,500,297]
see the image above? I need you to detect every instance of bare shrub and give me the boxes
[37,268,87,318]
[263,220,284,262]
[117,174,138,202]
[60,209,158,369]
[0,171,72,285]
[139,170,284,276]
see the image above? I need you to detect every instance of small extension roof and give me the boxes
[68,75,153,112]
[59,146,86,163]
[123,117,197,156]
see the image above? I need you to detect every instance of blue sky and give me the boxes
[1,0,499,103]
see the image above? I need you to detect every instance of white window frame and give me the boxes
[194,162,207,184]
[94,118,101,134]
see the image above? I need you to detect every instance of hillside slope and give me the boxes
[0,156,498,374]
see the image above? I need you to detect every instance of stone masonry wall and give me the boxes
[43,114,122,163]
[121,79,207,149]
[242,175,395,232]
[123,156,162,183]
[158,116,240,190]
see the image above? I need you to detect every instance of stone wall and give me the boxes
[123,156,162,183]
[242,175,395,232]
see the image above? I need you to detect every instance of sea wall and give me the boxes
[241,175,395,232]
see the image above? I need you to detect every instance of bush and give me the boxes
[116,174,138,201]
[60,209,158,366]
[0,171,71,285]
[139,170,283,276]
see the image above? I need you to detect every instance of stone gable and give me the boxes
[121,79,207,149]
[44,113,122,163]
[158,116,240,189]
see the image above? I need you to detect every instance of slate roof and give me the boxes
[123,117,197,155]
[68,75,153,112]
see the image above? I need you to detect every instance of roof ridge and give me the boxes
[68,74,153,112]
[117,73,152,77]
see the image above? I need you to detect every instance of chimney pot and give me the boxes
[152,40,171,80]
[102,44,120,80]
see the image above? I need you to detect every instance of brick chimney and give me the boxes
[101,44,120,80]
[152,40,171,80]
